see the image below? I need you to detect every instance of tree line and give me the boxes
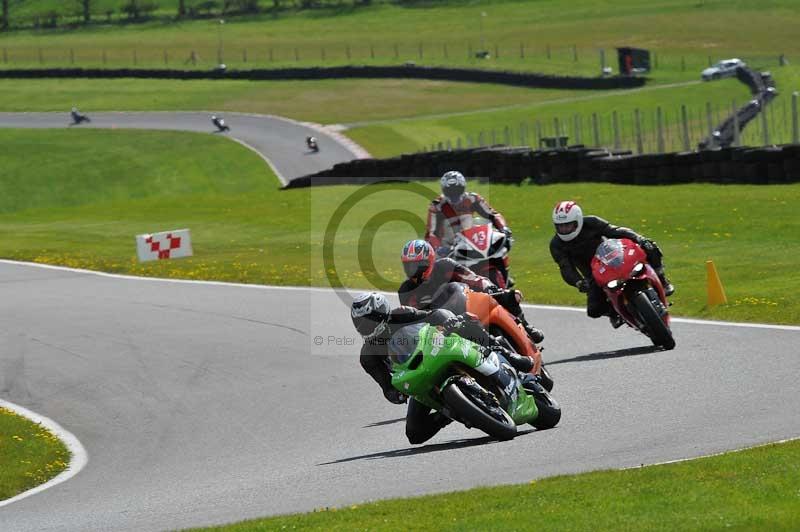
[1,0,384,30]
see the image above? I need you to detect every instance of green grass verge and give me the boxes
[0,406,70,501]
[189,439,800,531]
[1,129,798,325]
[0,0,797,83]
[0,77,592,124]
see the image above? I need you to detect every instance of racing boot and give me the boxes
[655,267,675,296]
[518,316,544,344]
[482,345,533,374]
[608,311,624,329]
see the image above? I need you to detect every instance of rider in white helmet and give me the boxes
[549,200,675,328]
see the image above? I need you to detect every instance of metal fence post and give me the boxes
[394,44,399,59]
[612,111,621,150]
[634,109,644,154]
[242,49,247,63]
[456,137,462,149]
[554,117,561,143]
[574,114,581,144]
[592,113,600,146]
[733,101,741,147]
[491,129,497,145]
[762,105,770,145]
[370,45,375,60]
[599,49,605,71]
[546,44,551,60]
[792,92,799,144]
[656,107,665,153]
[494,44,499,59]
[706,102,713,137]
[504,126,510,145]
[535,121,542,148]
[681,105,690,151]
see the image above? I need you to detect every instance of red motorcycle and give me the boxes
[447,220,512,289]
[591,238,675,350]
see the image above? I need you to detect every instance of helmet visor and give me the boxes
[555,221,578,235]
[403,260,428,280]
[443,185,465,203]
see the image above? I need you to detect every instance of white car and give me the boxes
[701,58,745,81]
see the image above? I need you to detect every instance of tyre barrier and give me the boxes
[284,143,800,188]
[0,66,646,90]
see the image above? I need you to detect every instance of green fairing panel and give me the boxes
[390,323,482,400]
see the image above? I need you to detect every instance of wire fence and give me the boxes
[426,92,800,154]
[0,42,792,74]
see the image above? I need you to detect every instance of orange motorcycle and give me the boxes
[430,282,553,391]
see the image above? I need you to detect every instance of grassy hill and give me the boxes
[1,0,798,81]
[1,129,798,324]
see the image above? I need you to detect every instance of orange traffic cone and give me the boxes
[706,260,727,306]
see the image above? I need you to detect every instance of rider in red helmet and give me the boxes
[399,239,544,343]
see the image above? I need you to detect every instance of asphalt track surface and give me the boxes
[0,111,361,184]
[0,113,799,531]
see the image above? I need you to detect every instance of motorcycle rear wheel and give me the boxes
[632,291,675,350]
[443,380,517,441]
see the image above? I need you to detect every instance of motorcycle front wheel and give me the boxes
[531,388,561,430]
[443,379,517,441]
[632,291,675,350]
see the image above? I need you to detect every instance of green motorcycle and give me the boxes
[390,322,560,441]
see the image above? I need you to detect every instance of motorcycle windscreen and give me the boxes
[389,323,425,364]
[595,239,625,268]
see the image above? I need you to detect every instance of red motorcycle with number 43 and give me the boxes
[591,238,676,350]
[447,219,512,289]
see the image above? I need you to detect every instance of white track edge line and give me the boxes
[622,436,800,470]
[1,259,798,332]
[0,399,88,508]
[227,136,287,186]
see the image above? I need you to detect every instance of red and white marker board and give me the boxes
[136,229,193,262]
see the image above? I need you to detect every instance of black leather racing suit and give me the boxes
[549,215,664,318]
[399,257,539,341]
[398,258,496,309]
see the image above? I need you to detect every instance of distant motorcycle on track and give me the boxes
[70,108,91,125]
[212,115,230,132]
[306,136,319,153]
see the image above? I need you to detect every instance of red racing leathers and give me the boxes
[425,193,508,250]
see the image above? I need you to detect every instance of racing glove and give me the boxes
[576,278,591,293]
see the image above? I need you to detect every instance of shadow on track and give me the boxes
[319,430,535,465]
[547,345,662,366]
[363,417,406,428]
